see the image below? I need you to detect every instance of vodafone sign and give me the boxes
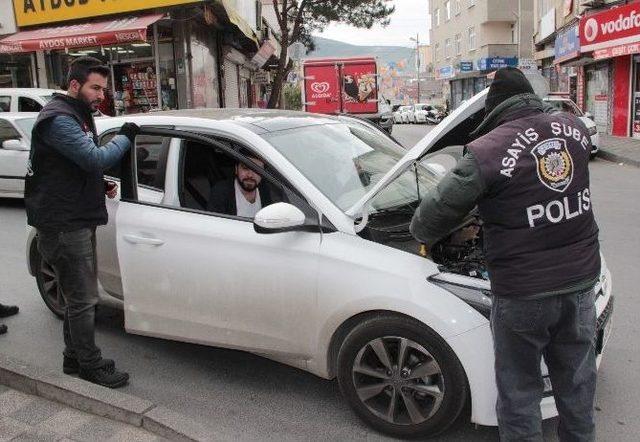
[580,3,640,52]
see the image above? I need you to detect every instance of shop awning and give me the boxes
[218,0,259,45]
[0,13,164,54]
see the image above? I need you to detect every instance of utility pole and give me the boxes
[411,33,420,102]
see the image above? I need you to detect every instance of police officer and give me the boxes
[25,57,139,388]
[410,67,600,441]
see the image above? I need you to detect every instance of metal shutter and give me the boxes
[224,58,240,108]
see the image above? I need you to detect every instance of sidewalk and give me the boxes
[599,134,640,168]
[0,385,164,442]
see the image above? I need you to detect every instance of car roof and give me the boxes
[109,108,344,134]
[0,112,39,120]
[0,88,61,95]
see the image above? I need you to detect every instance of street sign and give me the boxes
[255,70,271,84]
[286,71,299,84]
[288,42,306,61]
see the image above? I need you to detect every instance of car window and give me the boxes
[0,119,21,145]
[263,122,439,212]
[39,95,53,103]
[19,97,42,112]
[0,96,10,112]
[14,117,35,140]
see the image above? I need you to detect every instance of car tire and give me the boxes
[33,241,65,319]
[337,314,468,439]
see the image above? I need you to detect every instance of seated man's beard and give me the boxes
[79,90,101,110]
[238,177,258,192]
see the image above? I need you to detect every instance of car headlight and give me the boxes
[429,277,492,319]
[588,126,598,136]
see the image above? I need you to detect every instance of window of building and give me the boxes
[455,34,462,55]
[434,43,440,62]
[468,26,476,50]
[445,1,451,21]
[434,8,440,26]
[445,38,451,58]
[455,0,462,15]
[511,23,518,44]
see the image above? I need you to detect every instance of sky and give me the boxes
[314,0,431,47]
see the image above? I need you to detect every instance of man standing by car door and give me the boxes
[410,67,601,441]
[25,57,139,388]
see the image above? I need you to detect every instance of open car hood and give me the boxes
[346,88,488,220]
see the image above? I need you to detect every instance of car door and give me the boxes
[0,118,28,196]
[115,128,323,359]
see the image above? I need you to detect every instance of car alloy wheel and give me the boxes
[35,252,65,318]
[352,336,444,425]
[337,315,468,439]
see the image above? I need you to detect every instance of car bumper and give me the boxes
[590,133,599,155]
[448,275,613,427]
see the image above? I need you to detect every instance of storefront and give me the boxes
[0,0,260,114]
[0,53,34,88]
[578,2,640,137]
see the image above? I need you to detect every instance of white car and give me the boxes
[543,96,599,157]
[412,103,436,124]
[0,112,37,198]
[393,105,412,124]
[0,88,64,113]
[25,94,614,439]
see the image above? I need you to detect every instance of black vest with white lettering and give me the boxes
[467,110,600,297]
[24,93,107,232]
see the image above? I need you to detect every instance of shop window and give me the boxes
[0,96,10,112]
[0,119,20,145]
[19,97,42,112]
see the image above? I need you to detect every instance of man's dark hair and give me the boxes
[66,56,110,89]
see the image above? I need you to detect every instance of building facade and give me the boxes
[536,0,640,138]
[0,0,275,113]
[430,0,534,109]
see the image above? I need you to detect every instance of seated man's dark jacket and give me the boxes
[208,178,274,215]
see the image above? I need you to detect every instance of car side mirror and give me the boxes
[254,202,306,234]
[584,111,593,120]
[2,139,28,151]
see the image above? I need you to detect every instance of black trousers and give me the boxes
[491,289,597,442]
[37,228,103,369]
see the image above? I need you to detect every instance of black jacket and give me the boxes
[208,178,274,216]
[25,94,107,232]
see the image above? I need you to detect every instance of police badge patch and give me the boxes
[530,138,574,192]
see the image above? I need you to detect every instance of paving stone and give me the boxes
[34,408,93,438]
[10,396,65,426]
[73,416,142,442]
[0,416,31,442]
[0,389,33,415]
[9,428,61,442]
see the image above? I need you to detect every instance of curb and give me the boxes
[0,354,213,441]
[598,148,640,168]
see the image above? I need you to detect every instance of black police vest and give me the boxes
[24,94,108,232]
[467,110,600,297]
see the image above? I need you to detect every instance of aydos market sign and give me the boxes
[13,0,202,27]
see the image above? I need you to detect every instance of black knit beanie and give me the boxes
[485,67,534,114]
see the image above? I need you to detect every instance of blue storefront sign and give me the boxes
[437,65,455,79]
[476,57,518,71]
[554,24,580,64]
[459,61,474,72]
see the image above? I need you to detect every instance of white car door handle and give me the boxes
[123,234,165,246]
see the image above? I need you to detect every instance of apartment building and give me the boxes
[430,0,534,108]
[536,0,640,138]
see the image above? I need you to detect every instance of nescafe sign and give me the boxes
[581,3,640,51]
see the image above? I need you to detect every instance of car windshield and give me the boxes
[546,99,582,116]
[262,123,440,212]
[14,117,35,140]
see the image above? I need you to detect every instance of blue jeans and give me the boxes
[491,289,597,442]
[37,228,103,369]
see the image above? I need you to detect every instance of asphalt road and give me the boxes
[0,123,638,441]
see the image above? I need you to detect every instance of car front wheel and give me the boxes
[33,243,65,319]
[337,315,467,439]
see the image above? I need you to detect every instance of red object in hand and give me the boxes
[105,180,118,199]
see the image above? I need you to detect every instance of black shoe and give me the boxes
[63,357,115,375]
[0,324,6,335]
[79,365,129,389]
[0,304,18,318]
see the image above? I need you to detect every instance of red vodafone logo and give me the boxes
[583,18,599,42]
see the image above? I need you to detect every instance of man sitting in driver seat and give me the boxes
[208,150,274,218]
